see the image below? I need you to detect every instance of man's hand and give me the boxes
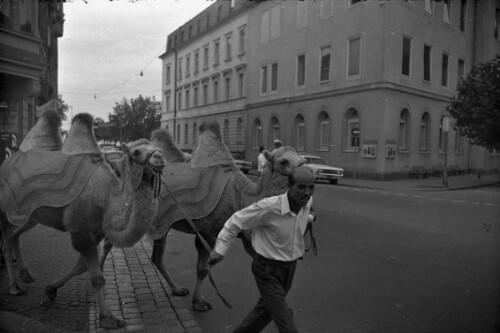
[208,250,224,266]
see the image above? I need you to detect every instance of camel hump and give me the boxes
[62,113,100,154]
[190,121,234,168]
[19,109,63,152]
[151,128,185,163]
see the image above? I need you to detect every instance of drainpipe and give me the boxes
[467,0,478,173]
[173,48,178,141]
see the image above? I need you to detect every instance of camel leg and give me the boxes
[44,255,87,300]
[151,235,189,296]
[99,238,113,270]
[11,221,38,284]
[70,231,125,329]
[0,220,25,296]
[192,235,212,311]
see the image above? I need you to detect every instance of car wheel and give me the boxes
[329,179,338,185]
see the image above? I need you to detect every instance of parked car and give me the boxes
[234,159,252,174]
[301,154,344,184]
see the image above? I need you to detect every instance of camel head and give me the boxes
[150,128,186,163]
[120,139,166,192]
[19,109,63,152]
[263,146,306,177]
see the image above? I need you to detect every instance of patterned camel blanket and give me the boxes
[0,150,99,226]
[148,163,231,239]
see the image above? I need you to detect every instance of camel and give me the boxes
[114,121,306,311]
[0,112,166,329]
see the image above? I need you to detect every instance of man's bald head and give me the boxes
[289,166,315,186]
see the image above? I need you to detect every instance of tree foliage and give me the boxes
[108,95,161,142]
[447,54,500,150]
[57,94,69,121]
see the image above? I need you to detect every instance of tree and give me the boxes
[108,95,161,143]
[57,94,70,121]
[447,54,500,150]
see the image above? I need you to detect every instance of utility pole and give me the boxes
[442,115,450,188]
[352,127,360,185]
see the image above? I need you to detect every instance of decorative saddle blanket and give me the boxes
[0,150,99,225]
[148,163,231,239]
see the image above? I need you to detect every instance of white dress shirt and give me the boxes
[257,153,267,173]
[214,193,313,262]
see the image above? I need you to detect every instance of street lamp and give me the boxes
[442,115,451,187]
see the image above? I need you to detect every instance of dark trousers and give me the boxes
[234,255,298,333]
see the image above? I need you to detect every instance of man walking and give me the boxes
[209,166,316,333]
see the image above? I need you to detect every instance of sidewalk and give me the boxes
[339,173,499,191]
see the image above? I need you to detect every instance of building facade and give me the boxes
[161,0,500,178]
[0,0,64,164]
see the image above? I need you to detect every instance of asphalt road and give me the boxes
[162,183,500,333]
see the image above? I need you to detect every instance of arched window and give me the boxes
[176,124,181,143]
[398,109,410,151]
[184,123,189,144]
[236,118,243,144]
[439,116,447,153]
[253,118,262,149]
[318,111,331,150]
[419,112,430,151]
[224,119,229,144]
[192,122,197,143]
[270,116,280,146]
[346,108,360,151]
[294,114,305,151]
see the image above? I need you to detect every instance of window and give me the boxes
[1,0,12,27]
[239,27,246,54]
[184,124,189,144]
[423,44,431,82]
[419,113,430,151]
[225,77,231,101]
[261,66,268,94]
[165,92,170,112]
[177,124,181,143]
[214,40,220,66]
[425,0,435,15]
[193,123,197,143]
[193,85,199,107]
[441,53,449,87]
[186,55,191,78]
[402,36,411,77]
[19,0,33,33]
[318,112,331,150]
[320,46,331,82]
[443,0,451,24]
[224,119,229,144]
[297,54,306,87]
[217,6,222,21]
[226,33,232,61]
[185,88,190,108]
[495,5,500,38]
[166,65,171,85]
[320,0,333,18]
[253,119,263,149]
[213,80,219,103]
[460,0,467,32]
[295,114,305,151]
[260,5,280,44]
[177,90,182,110]
[346,108,360,151]
[271,117,280,144]
[178,59,183,81]
[203,46,209,70]
[237,118,243,144]
[260,10,270,44]
[194,51,199,74]
[270,5,280,40]
[238,72,244,98]
[458,58,465,86]
[271,63,278,92]
[398,109,410,151]
[454,127,463,154]
[297,0,308,29]
[203,82,208,105]
[348,37,361,77]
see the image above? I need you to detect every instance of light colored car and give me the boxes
[301,154,344,184]
[234,159,252,174]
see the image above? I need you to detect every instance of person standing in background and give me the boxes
[257,145,267,176]
[273,139,282,150]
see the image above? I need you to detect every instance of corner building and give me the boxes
[161,0,500,179]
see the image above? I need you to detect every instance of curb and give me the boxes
[339,181,499,192]
[0,311,71,333]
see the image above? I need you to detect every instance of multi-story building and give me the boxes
[0,0,64,164]
[161,0,500,178]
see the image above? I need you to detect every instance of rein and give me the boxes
[160,178,232,309]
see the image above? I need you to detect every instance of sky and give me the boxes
[58,0,212,130]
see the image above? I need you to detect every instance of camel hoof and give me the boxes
[193,298,212,311]
[172,287,189,297]
[99,314,126,329]
[45,285,57,300]
[19,268,34,283]
[8,285,26,296]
